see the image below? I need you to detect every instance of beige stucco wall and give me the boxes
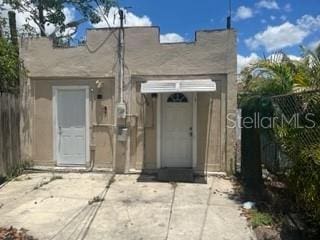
[20,26,237,174]
[28,79,114,168]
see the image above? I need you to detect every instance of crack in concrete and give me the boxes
[165,182,177,240]
[198,178,215,240]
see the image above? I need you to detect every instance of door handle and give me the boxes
[189,127,193,137]
[58,126,62,135]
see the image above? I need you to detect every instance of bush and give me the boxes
[275,123,320,225]
[250,210,274,228]
[288,144,320,225]
[272,92,320,227]
[0,38,19,93]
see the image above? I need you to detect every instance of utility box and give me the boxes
[117,127,128,141]
[116,102,126,119]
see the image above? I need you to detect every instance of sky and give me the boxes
[1,0,320,73]
[111,0,320,73]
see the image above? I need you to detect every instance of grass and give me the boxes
[0,161,34,185]
[33,174,63,190]
[250,209,274,228]
[50,175,63,181]
[88,196,104,205]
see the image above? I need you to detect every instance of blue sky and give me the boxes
[2,0,319,72]
[114,0,320,53]
[102,0,320,72]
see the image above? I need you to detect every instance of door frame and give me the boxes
[156,92,197,169]
[52,85,90,166]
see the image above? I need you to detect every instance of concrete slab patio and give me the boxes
[0,173,256,240]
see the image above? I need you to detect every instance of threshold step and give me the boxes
[158,168,194,183]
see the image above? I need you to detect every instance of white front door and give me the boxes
[54,88,88,166]
[161,92,193,168]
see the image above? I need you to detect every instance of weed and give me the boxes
[88,196,104,205]
[170,182,177,189]
[33,175,63,190]
[1,161,34,183]
[109,177,116,185]
[50,175,63,181]
[13,178,23,181]
[250,210,274,228]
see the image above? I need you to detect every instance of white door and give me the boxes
[55,88,87,165]
[161,92,193,168]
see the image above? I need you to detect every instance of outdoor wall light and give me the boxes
[95,80,104,89]
[95,80,104,99]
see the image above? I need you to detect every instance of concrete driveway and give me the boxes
[0,173,255,240]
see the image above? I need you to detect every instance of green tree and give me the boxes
[242,46,320,94]
[0,38,19,93]
[240,46,320,227]
[240,52,295,190]
[242,52,298,96]
[6,0,116,37]
[300,45,320,90]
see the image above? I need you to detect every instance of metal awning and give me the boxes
[141,79,216,93]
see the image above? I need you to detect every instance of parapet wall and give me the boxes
[20,27,236,78]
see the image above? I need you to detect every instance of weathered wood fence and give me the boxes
[0,92,21,177]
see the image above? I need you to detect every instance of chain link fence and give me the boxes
[272,90,320,146]
[262,90,320,172]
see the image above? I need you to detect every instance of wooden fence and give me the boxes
[0,92,21,177]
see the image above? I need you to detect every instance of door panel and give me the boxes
[56,89,86,165]
[161,93,193,168]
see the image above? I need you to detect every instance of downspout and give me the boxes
[89,88,95,171]
[205,96,213,181]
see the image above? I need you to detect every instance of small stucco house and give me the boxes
[19,26,237,176]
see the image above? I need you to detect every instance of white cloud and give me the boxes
[245,22,308,52]
[237,53,302,74]
[63,7,76,24]
[0,3,76,36]
[287,55,302,61]
[256,0,280,10]
[270,15,276,20]
[234,6,253,21]
[284,3,292,12]
[237,53,302,76]
[297,15,320,30]
[280,15,287,21]
[1,4,184,43]
[93,7,151,28]
[266,53,301,63]
[160,33,185,43]
[94,7,184,43]
[245,15,320,52]
[237,53,259,74]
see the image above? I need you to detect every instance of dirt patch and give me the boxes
[254,226,281,240]
[0,227,37,240]
[234,172,320,240]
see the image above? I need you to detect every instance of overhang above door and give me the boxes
[141,79,216,93]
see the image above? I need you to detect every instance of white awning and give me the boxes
[141,79,216,93]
